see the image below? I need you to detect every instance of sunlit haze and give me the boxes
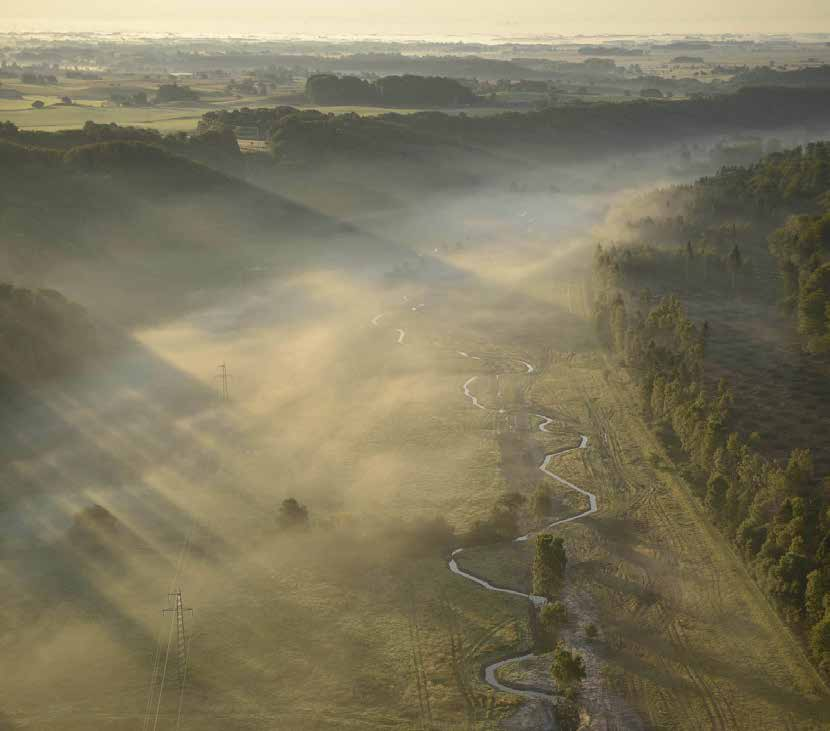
[3,0,830,36]
[2,1,830,730]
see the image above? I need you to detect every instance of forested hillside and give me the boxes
[0,119,242,170]
[0,284,101,386]
[0,131,358,324]
[731,65,830,89]
[600,141,830,350]
[198,86,830,164]
[591,142,830,682]
[305,73,477,107]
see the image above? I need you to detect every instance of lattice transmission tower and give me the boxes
[217,363,230,402]
[162,589,193,687]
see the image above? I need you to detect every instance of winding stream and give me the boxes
[372,310,599,704]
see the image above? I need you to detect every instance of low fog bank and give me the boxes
[0,178,598,726]
[0,252,582,727]
[4,120,830,728]
[259,122,830,285]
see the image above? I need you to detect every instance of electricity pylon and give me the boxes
[217,363,229,402]
[162,589,193,687]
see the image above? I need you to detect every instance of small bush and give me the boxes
[542,601,568,629]
[551,643,586,696]
[278,497,309,531]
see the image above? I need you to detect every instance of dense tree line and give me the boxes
[593,241,749,295]
[201,106,431,162]
[305,73,477,107]
[613,142,830,350]
[198,106,299,138]
[681,141,830,228]
[154,83,200,103]
[770,209,830,352]
[20,71,57,84]
[593,289,830,676]
[270,109,429,162]
[190,87,830,168]
[328,86,830,156]
[0,120,241,169]
[621,142,830,253]
[730,64,830,89]
[0,134,240,195]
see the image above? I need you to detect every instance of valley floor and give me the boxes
[422,272,829,730]
[2,231,828,731]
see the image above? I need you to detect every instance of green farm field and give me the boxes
[0,73,510,133]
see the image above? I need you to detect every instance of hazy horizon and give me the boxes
[3,0,829,39]
[3,0,830,727]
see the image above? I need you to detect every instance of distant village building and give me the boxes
[234,125,263,141]
[233,125,269,153]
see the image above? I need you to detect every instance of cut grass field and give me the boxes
[2,103,210,131]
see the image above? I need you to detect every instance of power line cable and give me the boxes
[152,613,176,731]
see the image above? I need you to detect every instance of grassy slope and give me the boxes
[0,139,410,328]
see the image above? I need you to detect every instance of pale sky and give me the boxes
[3,0,830,37]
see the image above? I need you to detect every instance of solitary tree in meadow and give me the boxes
[551,643,586,695]
[278,497,310,530]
